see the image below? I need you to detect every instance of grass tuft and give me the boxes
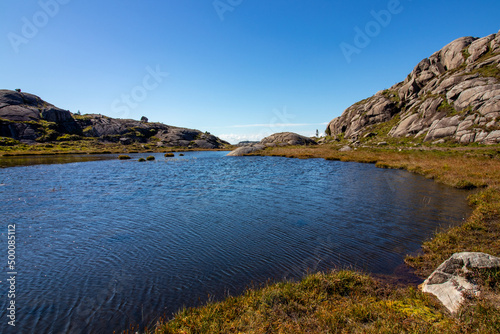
[147,271,463,334]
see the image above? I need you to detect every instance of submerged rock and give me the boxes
[422,252,500,313]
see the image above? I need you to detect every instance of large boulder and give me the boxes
[438,36,477,71]
[0,104,41,122]
[0,90,25,108]
[328,95,399,139]
[467,34,496,64]
[260,132,317,146]
[339,145,352,152]
[0,120,40,141]
[422,252,500,313]
[0,90,79,137]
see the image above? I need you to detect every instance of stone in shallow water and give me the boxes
[422,252,500,313]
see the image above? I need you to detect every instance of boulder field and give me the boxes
[327,30,500,144]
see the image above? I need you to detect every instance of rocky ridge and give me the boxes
[0,90,229,149]
[327,30,500,144]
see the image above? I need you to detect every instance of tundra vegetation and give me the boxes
[143,143,500,334]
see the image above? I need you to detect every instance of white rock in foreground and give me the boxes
[422,252,500,313]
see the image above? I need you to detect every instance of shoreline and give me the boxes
[252,145,500,273]
[147,144,500,333]
[0,148,232,168]
[0,147,233,157]
[2,143,497,332]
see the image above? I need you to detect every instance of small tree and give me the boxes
[316,129,319,137]
[15,88,21,92]
[141,116,148,123]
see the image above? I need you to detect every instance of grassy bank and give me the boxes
[144,144,500,334]
[0,140,234,156]
[147,271,499,334]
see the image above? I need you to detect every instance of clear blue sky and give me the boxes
[1,0,499,143]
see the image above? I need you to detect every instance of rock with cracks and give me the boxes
[326,30,500,145]
[260,132,317,147]
[0,90,229,148]
[422,252,500,313]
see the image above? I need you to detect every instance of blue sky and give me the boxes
[1,0,499,143]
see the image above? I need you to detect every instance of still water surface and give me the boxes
[0,151,471,333]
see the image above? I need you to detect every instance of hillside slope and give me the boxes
[327,30,500,145]
[0,90,229,149]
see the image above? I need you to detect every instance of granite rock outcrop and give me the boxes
[0,90,229,148]
[327,31,500,144]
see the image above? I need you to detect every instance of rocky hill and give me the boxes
[327,30,500,145]
[227,132,316,156]
[0,90,229,149]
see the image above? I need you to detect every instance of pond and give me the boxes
[0,151,471,333]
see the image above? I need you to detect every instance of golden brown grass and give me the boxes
[0,140,234,156]
[147,271,499,334]
[148,271,451,334]
[144,144,500,334]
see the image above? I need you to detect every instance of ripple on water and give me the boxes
[0,151,471,333]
